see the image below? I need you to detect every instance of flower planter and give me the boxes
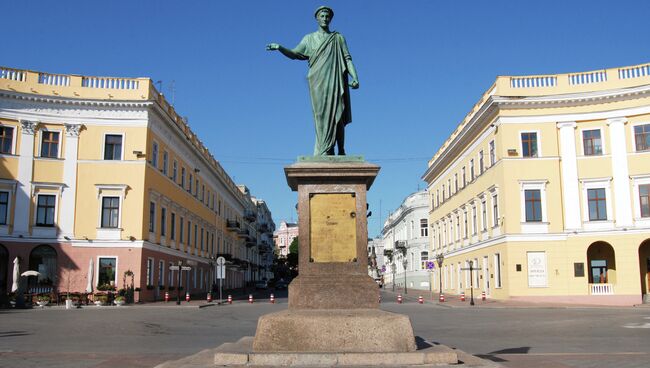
[94,301,105,306]
[37,301,49,307]
[114,300,125,306]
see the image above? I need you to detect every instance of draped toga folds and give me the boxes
[294,31,352,156]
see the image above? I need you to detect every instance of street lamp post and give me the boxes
[436,254,444,302]
[468,260,475,306]
[403,257,408,295]
[391,263,396,292]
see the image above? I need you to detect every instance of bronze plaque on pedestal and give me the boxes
[309,193,356,263]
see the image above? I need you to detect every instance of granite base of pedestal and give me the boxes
[252,309,416,353]
[288,275,379,309]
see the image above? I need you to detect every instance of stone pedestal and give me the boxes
[251,158,418,354]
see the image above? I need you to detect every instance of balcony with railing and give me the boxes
[244,209,256,222]
[226,219,240,230]
[589,283,614,295]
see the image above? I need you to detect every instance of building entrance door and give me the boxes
[590,260,608,284]
[483,256,490,297]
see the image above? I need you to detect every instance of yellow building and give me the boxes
[422,62,650,306]
[0,66,274,302]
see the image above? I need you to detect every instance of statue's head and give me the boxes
[314,6,334,26]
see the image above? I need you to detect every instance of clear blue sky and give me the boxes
[4,1,649,237]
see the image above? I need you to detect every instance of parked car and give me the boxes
[275,280,288,290]
[255,281,268,289]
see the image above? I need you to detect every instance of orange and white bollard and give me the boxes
[397,294,403,304]
[227,295,232,304]
[418,295,424,304]
[164,291,169,302]
[460,291,466,302]
[248,294,254,304]
[270,294,275,304]
[185,292,190,302]
[481,291,486,301]
[378,295,382,303]
[207,292,212,303]
[439,294,445,302]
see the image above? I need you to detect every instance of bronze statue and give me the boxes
[267,6,359,156]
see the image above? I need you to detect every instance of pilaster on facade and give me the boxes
[14,120,38,237]
[606,117,633,227]
[557,122,581,231]
[59,123,83,239]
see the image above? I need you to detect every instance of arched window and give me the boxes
[28,244,57,288]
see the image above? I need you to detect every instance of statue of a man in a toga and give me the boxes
[267,6,359,156]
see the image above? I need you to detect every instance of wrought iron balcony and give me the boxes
[244,209,256,222]
[226,219,240,230]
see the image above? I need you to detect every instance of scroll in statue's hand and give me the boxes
[349,80,359,89]
[266,43,280,51]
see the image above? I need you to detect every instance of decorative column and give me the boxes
[607,118,633,227]
[13,120,37,237]
[58,124,82,239]
[557,122,581,230]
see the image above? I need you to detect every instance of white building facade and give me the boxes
[381,190,431,291]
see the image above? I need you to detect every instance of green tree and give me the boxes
[287,237,299,276]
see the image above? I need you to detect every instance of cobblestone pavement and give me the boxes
[1,289,649,368]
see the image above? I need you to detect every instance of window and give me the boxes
[98,257,117,287]
[470,159,475,181]
[187,221,192,246]
[0,191,8,225]
[481,199,487,231]
[202,185,205,202]
[448,179,451,197]
[200,228,204,250]
[640,184,650,218]
[494,253,502,288]
[521,132,538,157]
[101,197,119,228]
[194,224,198,248]
[104,134,122,160]
[195,179,199,196]
[170,213,176,240]
[442,185,446,201]
[173,161,178,182]
[181,167,186,188]
[146,258,154,286]
[149,202,155,232]
[161,207,167,237]
[590,259,608,284]
[151,142,159,168]
[436,190,440,207]
[40,131,59,158]
[462,167,466,187]
[492,194,499,227]
[420,219,428,237]
[472,206,477,235]
[455,214,460,240]
[0,126,14,154]
[162,151,169,175]
[582,129,602,156]
[189,174,193,193]
[587,188,607,221]
[158,260,164,286]
[179,217,184,243]
[36,195,56,226]
[489,140,496,166]
[169,262,174,286]
[479,150,484,174]
[634,124,650,151]
[463,210,468,238]
[454,174,458,193]
[525,190,542,222]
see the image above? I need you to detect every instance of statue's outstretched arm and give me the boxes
[266,43,307,61]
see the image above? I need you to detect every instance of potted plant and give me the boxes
[36,295,50,307]
[114,295,126,306]
[94,294,108,306]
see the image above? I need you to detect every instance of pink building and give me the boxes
[273,221,299,258]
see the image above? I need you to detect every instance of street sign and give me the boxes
[169,266,179,271]
[381,265,386,273]
[216,256,226,266]
[426,261,435,270]
[181,266,192,271]
[216,265,226,280]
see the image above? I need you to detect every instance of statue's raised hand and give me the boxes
[266,43,280,51]
[349,79,359,89]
